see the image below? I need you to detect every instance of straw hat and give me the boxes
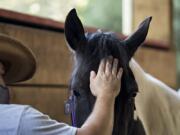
[0,33,36,84]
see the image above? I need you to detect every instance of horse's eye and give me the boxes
[73,90,80,97]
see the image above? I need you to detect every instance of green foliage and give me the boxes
[0,0,76,21]
[77,0,122,32]
[0,0,122,32]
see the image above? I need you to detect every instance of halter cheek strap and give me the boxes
[65,95,77,127]
[71,95,77,126]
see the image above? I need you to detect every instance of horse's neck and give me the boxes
[129,58,177,95]
[129,59,147,89]
[130,58,180,135]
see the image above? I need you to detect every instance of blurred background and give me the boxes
[0,0,122,32]
[0,0,178,124]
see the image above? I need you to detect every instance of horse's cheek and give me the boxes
[76,98,92,126]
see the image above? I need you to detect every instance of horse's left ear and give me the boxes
[65,9,86,52]
[124,17,152,59]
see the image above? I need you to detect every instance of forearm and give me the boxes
[77,96,115,135]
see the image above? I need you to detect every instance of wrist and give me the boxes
[96,94,116,103]
[96,90,117,99]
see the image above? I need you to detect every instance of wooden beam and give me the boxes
[0,8,170,49]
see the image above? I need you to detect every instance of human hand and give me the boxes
[90,57,123,99]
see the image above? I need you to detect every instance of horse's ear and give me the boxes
[65,9,86,52]
[124,17,152,59]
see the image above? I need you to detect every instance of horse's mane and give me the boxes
[129,59,146,86]
[130,58,180,135]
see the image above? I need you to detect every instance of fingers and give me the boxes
[97,58,106,75]
[105,56,113,75]
[112,58,118,76]
[97,56,123,79]
[117,68,123,79]
[90,71,96,81]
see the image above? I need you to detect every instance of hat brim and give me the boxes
[0,34,36,84]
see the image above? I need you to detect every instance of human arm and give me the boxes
[18,106,77,135]
[17,57,122,135]
[76,57,123,135]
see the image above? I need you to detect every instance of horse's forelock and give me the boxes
[86,32,124,58]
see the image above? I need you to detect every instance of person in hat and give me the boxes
[0,33,36,104]
[0,34,123,135]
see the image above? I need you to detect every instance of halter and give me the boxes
[65,94,77,126]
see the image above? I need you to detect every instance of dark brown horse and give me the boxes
[64,9,151,135]
[65,9,180,135]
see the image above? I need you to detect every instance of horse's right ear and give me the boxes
[65,9,86,52]
[124,17,152,59]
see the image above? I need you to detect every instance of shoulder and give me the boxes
[18,106,77,135]
[0,104,31,134]
[0,104,29,109]
[0,104,30,118]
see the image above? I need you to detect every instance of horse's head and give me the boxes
[65,9,151,135]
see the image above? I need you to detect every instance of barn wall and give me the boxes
[0,23,72,124]
[134,47,176,88]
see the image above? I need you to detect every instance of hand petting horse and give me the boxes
[64,9,180,135]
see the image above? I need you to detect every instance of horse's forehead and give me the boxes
[85,32,124,52]
[75,32,128,69]
[87,31,123,40]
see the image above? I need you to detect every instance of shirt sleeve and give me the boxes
[18,106,77,135]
